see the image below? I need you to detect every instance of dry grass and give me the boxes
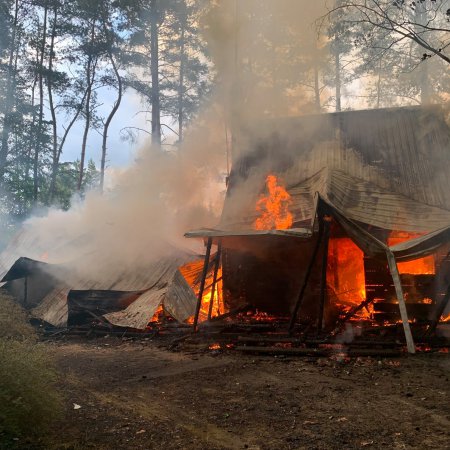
[0,291,61,448]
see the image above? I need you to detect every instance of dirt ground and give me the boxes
[25,337,450,449]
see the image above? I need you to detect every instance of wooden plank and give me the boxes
[289,222,324,332]
[193,238,213,332]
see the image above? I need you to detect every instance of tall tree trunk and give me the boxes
[178,14,186,143]
[313,63,321,113]
[0,0,20,182]
[335,45,341,112]
[47,5,58,204]
[77,22,96,191]
[415,4,430,104]
[150,0,161,146]
[376,58,382,109]
[33,1,49,203]
[100,17,123,192]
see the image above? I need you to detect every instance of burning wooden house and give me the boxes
[185,106,450,353]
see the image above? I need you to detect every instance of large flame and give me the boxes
[179,259,225,323]
[388,232,435,275]
[254,175,293,230]
[327,237,369,319]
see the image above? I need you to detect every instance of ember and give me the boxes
[254,175,293,230]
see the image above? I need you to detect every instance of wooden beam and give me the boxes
[317,218,330,333]
[193,237,213,332]
[208,241,222,321]
[289,220,324,333]
[386,250,416,354]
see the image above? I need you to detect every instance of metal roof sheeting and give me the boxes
[218,106,450,234]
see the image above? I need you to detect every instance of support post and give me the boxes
[317,218,330,333]
[193,237,213,332]
[386,250,416,354]
[208,241,222,321]
[289,219,324,333]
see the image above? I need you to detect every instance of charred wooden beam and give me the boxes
[208,241,222,321]
[193,237,213,332]
[317,218,330,333]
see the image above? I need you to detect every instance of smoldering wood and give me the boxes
[333,298,374,330]
[200,304,251,325]
[373,302,433,317]
[193,237,213,332]
[208,241,222,320]
[427,283,450,335]
[235,346,402,358]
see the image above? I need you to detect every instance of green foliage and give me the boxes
[0,292,61,445]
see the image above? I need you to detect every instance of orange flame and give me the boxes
[388,232,435,275]
[254,175,293,230]
[179,259,225,324]
[327,237,369,319]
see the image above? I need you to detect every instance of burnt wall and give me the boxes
[222,235,323,317]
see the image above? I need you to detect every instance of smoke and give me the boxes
[0,1,335,285]
[18,134,226,283]
[203,0,329,128]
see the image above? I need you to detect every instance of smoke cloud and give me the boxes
[5,1,336,283]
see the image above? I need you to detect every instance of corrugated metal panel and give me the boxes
[165,270,198,322]
[103,288,165,329]
[218,106,450,234]
[31,284,69,327]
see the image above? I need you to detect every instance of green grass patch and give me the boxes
[0,292,62,448]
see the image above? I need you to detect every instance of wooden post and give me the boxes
[208,241,222,321]
[386,250,416,354]
[289,219,324,333]
[193,237,213,332]
[317,218,330,333]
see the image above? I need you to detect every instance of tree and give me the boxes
[328,0,450,106]
[325,0,450,65]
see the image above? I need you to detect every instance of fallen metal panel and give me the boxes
[104,288,166,329]
[31,285,69,327]
[164,270,197,322]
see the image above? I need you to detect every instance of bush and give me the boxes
[0,292,61,446]
[0,291,36,341]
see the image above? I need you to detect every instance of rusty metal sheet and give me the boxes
[164,270,197,323]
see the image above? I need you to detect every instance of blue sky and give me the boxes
[59,87,151,169]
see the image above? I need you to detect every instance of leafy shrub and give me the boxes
[0,292,61,446]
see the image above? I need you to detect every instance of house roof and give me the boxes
[216,105,450,233]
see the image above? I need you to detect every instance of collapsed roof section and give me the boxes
[0,251,200,329]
